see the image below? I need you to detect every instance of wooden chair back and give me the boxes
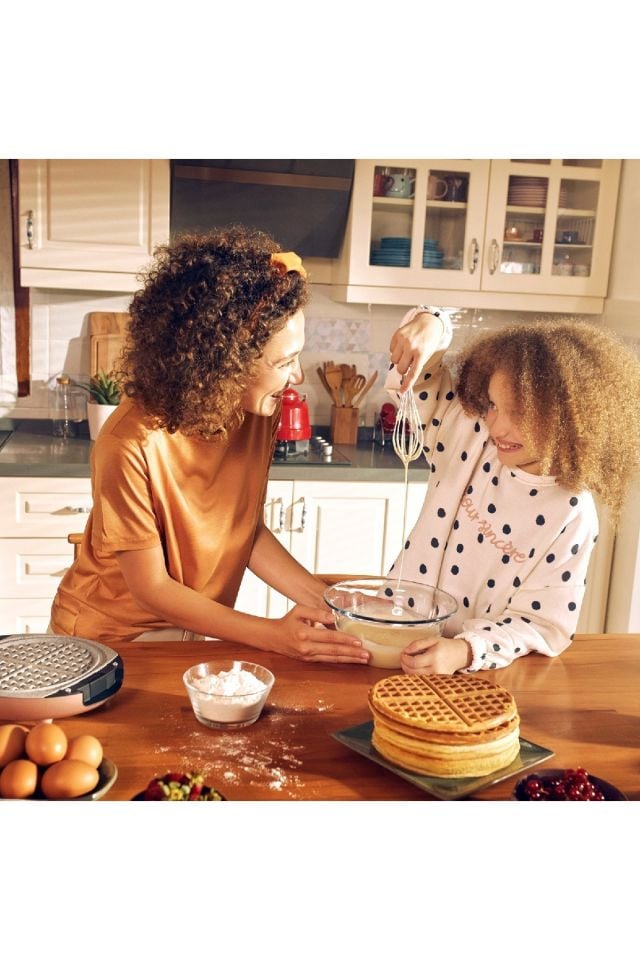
[68,532,83,560]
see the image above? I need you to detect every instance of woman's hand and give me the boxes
[400,635,471,675]
[268,604,370,664]
[389,309,444,393]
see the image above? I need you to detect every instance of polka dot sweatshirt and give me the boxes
[385,308,599,672]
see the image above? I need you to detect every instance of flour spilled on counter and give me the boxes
[152,695,334,797]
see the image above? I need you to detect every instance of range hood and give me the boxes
[170,159,354,259]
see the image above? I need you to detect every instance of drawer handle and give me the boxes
[292,496,307,533]
[59,505,91,514]
[271,496,285,534]
[26,209,34,249]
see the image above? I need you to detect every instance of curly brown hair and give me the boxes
[455,319,640,521]
[117,225,309,440]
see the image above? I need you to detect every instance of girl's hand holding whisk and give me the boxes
[389,308,446,393]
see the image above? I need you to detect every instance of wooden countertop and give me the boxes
[50,634,640,801]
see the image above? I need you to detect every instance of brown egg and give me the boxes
[40,759,100,799]
[65,734,103,769]
[25,721,68,766]
[0,758,39,798]
[0,724,28,769]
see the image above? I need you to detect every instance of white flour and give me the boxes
[193,667,266,697]
[192,667,267,723]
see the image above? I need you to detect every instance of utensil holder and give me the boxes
[330,405,359,445]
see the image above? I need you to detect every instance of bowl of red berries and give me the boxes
[513,767,627,801]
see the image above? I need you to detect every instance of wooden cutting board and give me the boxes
[88,312,129,377]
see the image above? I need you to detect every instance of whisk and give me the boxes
[392,387,424,467]
[392,386,425,602]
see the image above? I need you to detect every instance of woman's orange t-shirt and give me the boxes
[50,397,278,642]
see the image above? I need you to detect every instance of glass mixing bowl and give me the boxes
[323,578,458,668]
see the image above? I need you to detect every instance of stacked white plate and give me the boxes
[508,177,568,208]
[508,177,547,207]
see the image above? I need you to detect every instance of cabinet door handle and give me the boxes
[26,209,34,249]
[468,238,479,274]
[292,496,307,533]
[488,238,501,275]
[65,505,91,514]
[270,496,285,533]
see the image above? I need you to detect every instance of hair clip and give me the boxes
[270,251,307,279]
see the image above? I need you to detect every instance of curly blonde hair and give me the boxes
[117,225,309,440]
[455,319,640,521]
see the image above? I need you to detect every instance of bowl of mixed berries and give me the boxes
[133,770,226,801]
[513,767,627,801]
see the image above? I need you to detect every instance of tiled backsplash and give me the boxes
[0,280,602,424]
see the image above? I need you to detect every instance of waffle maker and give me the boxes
[0,635,124,721]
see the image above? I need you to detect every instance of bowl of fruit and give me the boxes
[513,767,627,801]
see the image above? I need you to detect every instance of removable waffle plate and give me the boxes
[0,634,124,721]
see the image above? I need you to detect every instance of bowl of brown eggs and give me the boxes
[0,720,117,800]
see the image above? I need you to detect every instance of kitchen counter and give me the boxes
[28,634,640,801]
[0,418,417,480]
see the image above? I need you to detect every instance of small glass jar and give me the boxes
[52,374,77,437]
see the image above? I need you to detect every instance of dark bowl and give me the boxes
[513,767,627,801]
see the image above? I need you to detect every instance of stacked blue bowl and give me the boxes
[370,236,411,267]
[423,238,443,269]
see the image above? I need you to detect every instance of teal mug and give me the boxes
[385,173,416,199]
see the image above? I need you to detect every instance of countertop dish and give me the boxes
[332,721,553,800]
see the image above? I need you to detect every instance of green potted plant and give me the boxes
[76,370,123,440]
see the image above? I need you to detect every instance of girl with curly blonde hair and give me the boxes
[384,307,640,676]
[50,226,368,663]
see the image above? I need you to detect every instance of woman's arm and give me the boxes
[115,545,369,664]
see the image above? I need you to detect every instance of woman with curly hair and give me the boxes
[50,226,369,663]
[383,306,640,675]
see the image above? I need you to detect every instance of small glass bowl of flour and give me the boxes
[183,660,275,730]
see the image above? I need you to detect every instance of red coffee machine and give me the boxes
[275,388,311,459]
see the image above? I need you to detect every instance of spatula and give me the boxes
[351,370,378,407]
[316,366,335,401]
[324,367,344,407]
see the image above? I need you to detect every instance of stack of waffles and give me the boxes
[369,673,520,778]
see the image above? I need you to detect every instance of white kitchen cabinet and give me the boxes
[0,472,612,635]
[332,159,621,313]
[234,478,428,617]
[0,477,91,634]
[0,599,55,636]
[18,159,170,292]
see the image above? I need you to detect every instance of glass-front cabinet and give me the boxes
[332,159,621,311]
[482,160,618,295]
[341,159,491,291]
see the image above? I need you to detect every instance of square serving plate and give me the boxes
[332,721,553,800]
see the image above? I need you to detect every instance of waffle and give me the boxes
[369,673,520,779]
[372,726,520,778]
